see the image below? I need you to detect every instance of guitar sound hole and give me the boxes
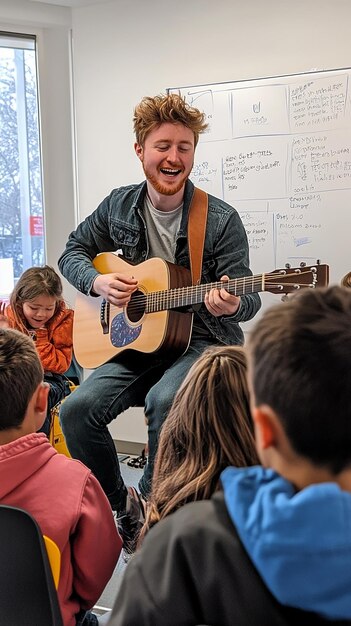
[127,290,146,323]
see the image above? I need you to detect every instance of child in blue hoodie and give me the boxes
[105,285,351,626]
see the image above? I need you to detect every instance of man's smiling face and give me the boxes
[135,122,195,196]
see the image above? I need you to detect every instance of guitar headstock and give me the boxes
[264,261,329,295]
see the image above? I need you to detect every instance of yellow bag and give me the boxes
[49,383,77,458]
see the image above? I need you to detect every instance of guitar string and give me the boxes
[114,273,316,314]
[105,269,317,315]
[129,271,313,309]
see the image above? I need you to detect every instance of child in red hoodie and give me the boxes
[0,328,121,625]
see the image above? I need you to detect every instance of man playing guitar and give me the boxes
[58,93,261,558]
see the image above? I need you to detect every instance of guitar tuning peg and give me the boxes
[300,262,306,267]
[316,259,320,265]
[285,263,291,269]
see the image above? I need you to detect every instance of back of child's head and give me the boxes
[248,285,351,473]
[164,344,258,470]
[10,265,64,319]
[341,271,351,288]
[143,345,259,533]
[0,328,43,431]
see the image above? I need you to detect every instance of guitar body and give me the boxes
[74,254,193,368]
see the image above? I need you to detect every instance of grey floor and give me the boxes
[94,458,143,615]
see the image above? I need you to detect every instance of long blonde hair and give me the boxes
[141,345,259,541]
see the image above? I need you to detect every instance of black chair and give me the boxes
[0,504,63,626]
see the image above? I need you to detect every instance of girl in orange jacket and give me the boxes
[0,265,73,435]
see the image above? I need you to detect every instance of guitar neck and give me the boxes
[145,274,264,313]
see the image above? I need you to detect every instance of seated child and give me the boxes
[106,286,351,626]
[0,265,73,435]
[140,345,259,542]
[0,328,121,626]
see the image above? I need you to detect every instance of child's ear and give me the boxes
[252,405,276,450]
[34,382,49,421]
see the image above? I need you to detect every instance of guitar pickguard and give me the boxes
[110,312,142,347]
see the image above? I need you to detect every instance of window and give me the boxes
[0,32,45,298]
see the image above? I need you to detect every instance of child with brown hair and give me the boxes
[0,265,73,435]
[140,345,259,542]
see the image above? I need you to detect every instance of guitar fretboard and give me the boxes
[144,274,265,313]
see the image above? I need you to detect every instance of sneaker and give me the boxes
[127,448,147,469]
[115,486,145,562]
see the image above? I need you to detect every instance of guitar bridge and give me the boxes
[100,299,110,334]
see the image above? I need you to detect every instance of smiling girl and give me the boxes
[0,265,73,435]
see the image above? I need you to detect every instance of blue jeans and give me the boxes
[38,373,70,436]
[59,337,217,509]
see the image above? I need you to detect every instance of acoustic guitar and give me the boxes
[73,253,329,368]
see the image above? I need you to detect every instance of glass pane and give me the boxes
[0,33,45,299]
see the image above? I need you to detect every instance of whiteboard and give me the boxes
[170,69,351,321]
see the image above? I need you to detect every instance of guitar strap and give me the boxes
[187,186,208,285]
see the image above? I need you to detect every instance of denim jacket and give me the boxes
[58,180,261,346]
